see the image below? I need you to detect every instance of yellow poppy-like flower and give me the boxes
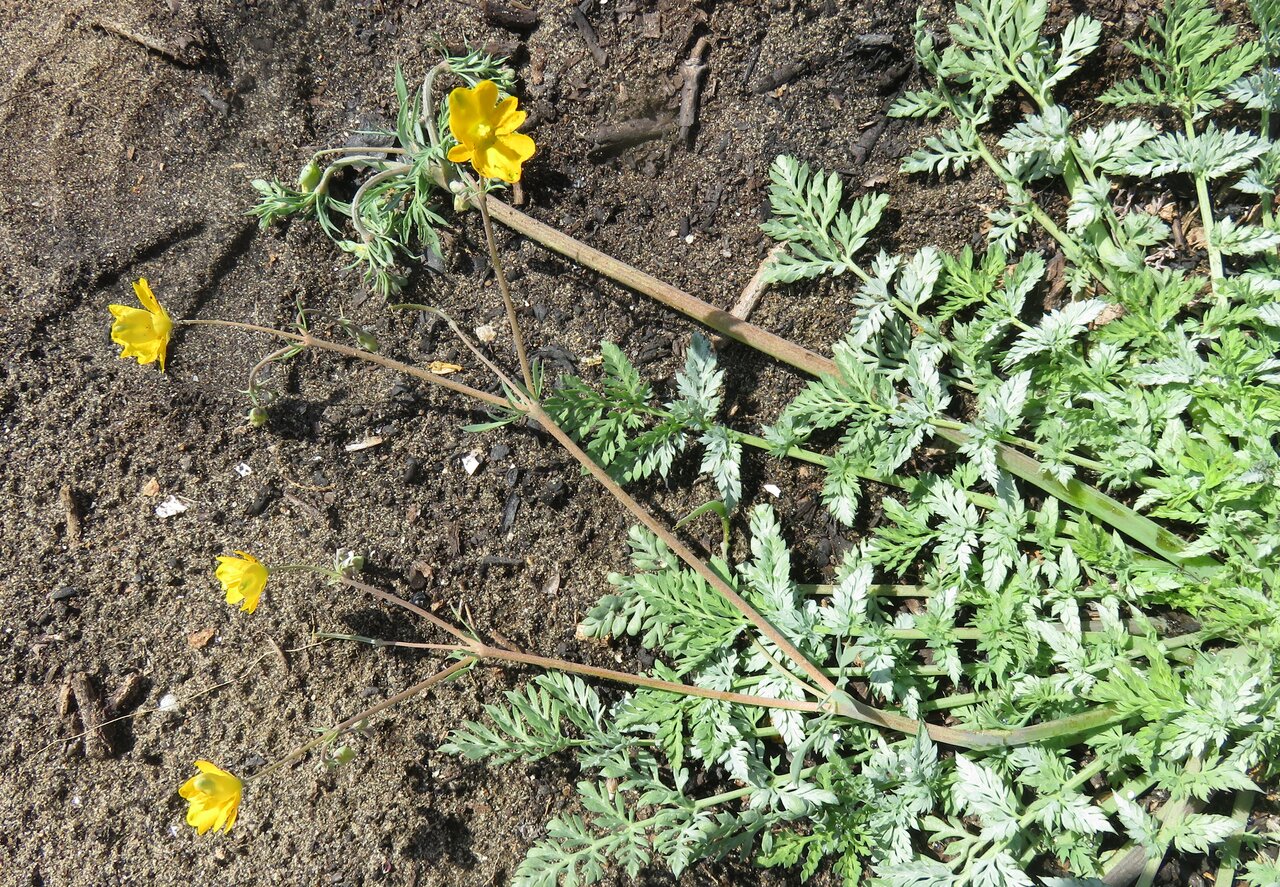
[178,760,243,835]
[109,278,173,371]
[447,80,536,183]
[216,551,269,614]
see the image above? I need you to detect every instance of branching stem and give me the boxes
[477,197,1221,576]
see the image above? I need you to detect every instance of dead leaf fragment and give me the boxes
[140,477,161,498]
[187,627,217,649]
[428,361,463,376]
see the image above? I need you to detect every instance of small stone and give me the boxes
[403,456,421,484]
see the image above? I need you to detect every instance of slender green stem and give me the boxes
[1212,789,1256,887]
[311,146,408,160]
[181,318,510,408]
[246,345,297,402]
[1136,756,1203,887]
[350,163,413,244]
[246,657,475,785]
[799,582,931,598]
[1263,104,1274,216]
[736,432,830,468]
[420,61,450,150]
[476,185,535,392]
[918,692,980,712]
[1194,174,1225,297]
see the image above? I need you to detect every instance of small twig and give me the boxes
[572,7,607,67]
[728,244,784,322]
[60,484,81,548]
[282,492,324,522]
[90,19,190,66]
[709,244,785,351]
[261,637,289,675]
[679,36,711,148]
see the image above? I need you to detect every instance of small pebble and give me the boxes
[403,456,421,484]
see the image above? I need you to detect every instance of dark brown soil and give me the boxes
[0,1,1134,885]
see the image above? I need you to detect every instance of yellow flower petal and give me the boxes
[473,132,537,184]
[215,551,269,614]
[108,279,173,371]
[493,97,526,135]
[179,760,242,835]
[447,80,536,183]
[447,86,481,143]
[472,79,499,110]
[133,278,162,314]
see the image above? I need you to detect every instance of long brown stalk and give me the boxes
[478,198,1218,574]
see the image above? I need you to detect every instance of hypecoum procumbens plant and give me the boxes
[99,2,1280,884]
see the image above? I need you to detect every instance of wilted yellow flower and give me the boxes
[109,278,173,371]
[447,80,535,183]
[216,551,269,614]
[178,760,242,835]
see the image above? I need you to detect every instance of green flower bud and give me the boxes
[355,330,379,352]
[297,160,322,192]
[247,406,269,428]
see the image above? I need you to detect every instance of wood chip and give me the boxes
[106,671,146,717]
[70,672,112,759]
[187,627,217,649]
[345,436,384,453]
[678,37,711,148]
[60,484,81,547]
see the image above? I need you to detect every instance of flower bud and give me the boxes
[355,330,379,352]
[335,548,365,577]
[247,406,269,428]
[297,160,322,192]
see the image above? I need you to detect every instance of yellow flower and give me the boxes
[447,80,536,183]
[108,278,173,371]
[216,551,269,614]
[178,760,242,835]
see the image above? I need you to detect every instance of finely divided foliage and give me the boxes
[439,0,1280,883]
